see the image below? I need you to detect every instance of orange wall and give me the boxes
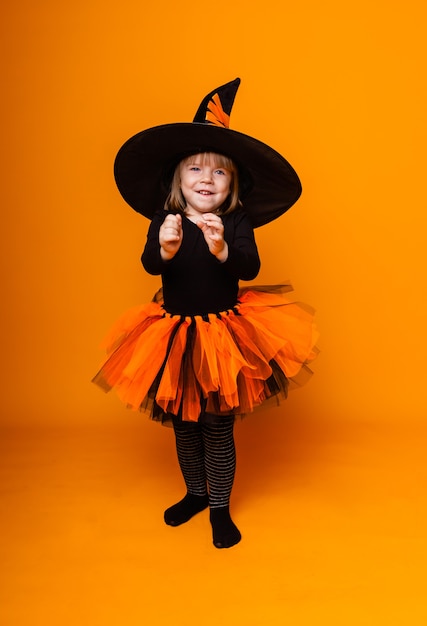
[1,0,426,425]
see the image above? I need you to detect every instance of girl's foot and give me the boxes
[164,493,209,526]
[210,507,241,549]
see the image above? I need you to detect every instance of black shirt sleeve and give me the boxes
[221,209,260,280]
[141,210,171,276]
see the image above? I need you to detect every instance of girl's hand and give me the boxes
[159,213,183,260]
[197,213,228,262]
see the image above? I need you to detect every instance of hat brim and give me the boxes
[114,123,302,228]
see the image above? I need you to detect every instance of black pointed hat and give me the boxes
[114,78,302,228]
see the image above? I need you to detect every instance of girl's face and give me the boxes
[179,153,232,217]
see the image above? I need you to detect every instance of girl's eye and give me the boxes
[190,166,201,171]
[215,169,225,175]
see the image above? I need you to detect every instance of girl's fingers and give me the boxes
[198,216,224,235]
[201,214,222,225]
[161,214,183,241]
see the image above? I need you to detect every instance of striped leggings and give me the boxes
[172,417,236,509]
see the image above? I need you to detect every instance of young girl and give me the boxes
[93,78,318,549]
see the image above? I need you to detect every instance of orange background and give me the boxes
[1,0,426,624]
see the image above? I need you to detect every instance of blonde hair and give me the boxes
[164,152,241,215]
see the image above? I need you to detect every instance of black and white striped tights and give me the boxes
[164,416,241,549]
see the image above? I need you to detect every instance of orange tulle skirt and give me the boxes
[92,286,319,423]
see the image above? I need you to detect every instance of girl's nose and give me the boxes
[200,169,213,182]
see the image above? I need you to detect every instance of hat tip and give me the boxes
[192,78,242,126]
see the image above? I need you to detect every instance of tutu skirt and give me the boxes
[93,285,319,424]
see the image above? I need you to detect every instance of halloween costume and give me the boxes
[93,78,318,548]
[93,78,318,425]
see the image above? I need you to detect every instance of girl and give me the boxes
[93,78,318,549]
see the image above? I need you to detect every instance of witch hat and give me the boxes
[114,78,302,228]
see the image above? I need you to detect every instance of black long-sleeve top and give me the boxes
[141,209,261,316]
